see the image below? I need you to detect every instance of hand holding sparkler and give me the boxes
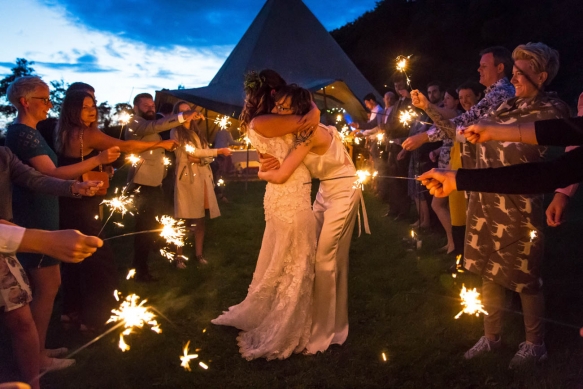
[417,168,458,198]
[410,90,429,111]
[98,146,121,164]
[353,170,372,189]
[217,148,232,157]
[182,110,205,122]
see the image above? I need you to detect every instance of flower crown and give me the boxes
[244,71,265,93]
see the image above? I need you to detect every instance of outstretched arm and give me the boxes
[86,127,177,153]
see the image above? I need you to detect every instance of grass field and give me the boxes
[2,180,583,388]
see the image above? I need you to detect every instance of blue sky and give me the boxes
[2,0,377,105]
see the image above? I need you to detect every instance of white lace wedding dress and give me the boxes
[211,129,316,361]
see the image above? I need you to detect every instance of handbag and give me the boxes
[80,128,110,195]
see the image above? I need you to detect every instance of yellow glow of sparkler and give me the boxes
[396,55,411,72]
[199,362,209,370]
[214,115,232,130]
[163,157,171,166]
[126,154,141,167]
[410,230,415,239]
[455,284,488,319]
[217,178,225,187]
[354,137,361,145]
[243,136,251,147]
[353,170,371,189]
[180,340,199,371]
[157,215,187,247]
[126,269,136,280]
[399,109,418,127]
[376,133,384,144]
[101,193,134,217]
[529,230,537,241]
[94,215,99,220]
[336,114,343,123]
[382,352,387,362]
[107,293,162,351]
[113,222,124,228]
[119,334,130,352]
[184,144,196,154]
[116,111,132,125]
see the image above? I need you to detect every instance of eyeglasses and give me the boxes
[29,97,52,105]
[275,104,293,112]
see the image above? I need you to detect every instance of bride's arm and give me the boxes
[258,142,313,184]
[251,103,320,138]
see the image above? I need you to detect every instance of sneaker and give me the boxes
[464,336,501,359]
[508,341,548,369]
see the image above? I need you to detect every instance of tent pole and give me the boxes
[322,87,330,125]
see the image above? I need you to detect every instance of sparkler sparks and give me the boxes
[157,215,187,248]
[180,340,199,371]
[399,109,419,127]
[214,115,232,130]
[163,157,171,166]
[529,230,537,241]
[101,192,134,218]
[217,178,225,187]
[126,269,136,280]
[184,144,196,154]
[395,55,413,88]
[199,362,209,370]
[116,111,132,126]
[382,352,387,362]
[353,170,372,189]
[455,285,488,319]
[107,293,162,351]
[376,132,384,145]
[126,154,141,167]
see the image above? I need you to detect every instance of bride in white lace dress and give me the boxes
[211,70,320,360]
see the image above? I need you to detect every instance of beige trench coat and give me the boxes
[171,129,220,219]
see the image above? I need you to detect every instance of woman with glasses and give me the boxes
[55,90,176,333]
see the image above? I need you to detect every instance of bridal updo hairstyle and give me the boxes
[240,69,286,132]
[272,84,312,116]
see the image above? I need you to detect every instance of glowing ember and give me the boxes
[126,154,141,167]
[399,109,418,127]
[94,215,99,220]
[113,222,124,228]
[214,115,232,130]
[180,340,199,371]
[126,269,136,280]
[455,284,488,319]
[118,334,130,352]
[410,230,415,239]
[353,170,371,189]
[157,215,187,247]
[107,293,162,351]
[372,171,378,178]
[336,114,343,123]
[199,362,209,370]
[163,157,171,166]
[243,136,251,147]
[529,230,537,241]
[382,352,387,362]
[217,178,225,187]
[354,137,361,145]
[395,55,413,87]
[376,132,384,145]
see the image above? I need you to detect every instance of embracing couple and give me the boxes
[211,69,367,360]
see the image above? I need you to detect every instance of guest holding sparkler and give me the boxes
[170,101,232,267]
[429,43,570,369]
[55,90,176,331]
[124,93,200,282]
[4,76,117,372]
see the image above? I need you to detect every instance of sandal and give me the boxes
[196,255,208,265]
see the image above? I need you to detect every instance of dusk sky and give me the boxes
[3,0,378,106]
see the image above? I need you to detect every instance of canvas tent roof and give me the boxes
[156,0,379,125]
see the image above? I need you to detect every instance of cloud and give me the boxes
[36,61,117,73]
[43,0,378,49]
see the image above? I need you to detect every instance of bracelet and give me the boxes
[70,181,82,198]
[517,123,522,143]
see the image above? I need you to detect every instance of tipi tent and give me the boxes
[156,0,380,139]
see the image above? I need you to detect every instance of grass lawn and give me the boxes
[2,180,583,388]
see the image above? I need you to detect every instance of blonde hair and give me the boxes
[512,42,560,85]
[6,76,48,109]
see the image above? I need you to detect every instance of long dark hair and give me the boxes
[239,69,286,132]
[172,100,208,148]
[55,91,98,154]
[273,84,312,116]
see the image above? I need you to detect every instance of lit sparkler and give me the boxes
[126,154,141,167]
[336,114,343,123]
[180,340,199,371]
[452,254,464,278]
[376,132,384,145]
[395,55,413,88]
[217,178,225,187]
[101,192,134,218]
[529,230,537,242]
[157,215,187,248]
[184,144,196,154]
[107,293,162,351]
[199,362,209,370]
[455,284,488,319]
[399,109,419,127]
[116,111,133,139]
[354,136,361,145]
[163,157,171,166]
[353,170,372,189]
[381,352,387,362]
[214,115,232,130]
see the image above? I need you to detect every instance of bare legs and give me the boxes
[28,265,60,366]
[432,196,454,253]
[3,306,40,389]
[412,196,431,228]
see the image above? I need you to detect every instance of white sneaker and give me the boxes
[508,341,548,369]
[464,336,501,359]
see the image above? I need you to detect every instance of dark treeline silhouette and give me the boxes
[331,0,583,107]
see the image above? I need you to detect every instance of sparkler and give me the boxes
[126,154,141,167]
[353,170,372,189]
[451,254,464,278]
[107,293,162,352]
[529,230,537,241]
[214,115,232,130]
[217,178,225,187]
[336,114,343,123]
[157,215,187,248]
[399,108,419,127]
[184,144,196,154]
[98,187,135,236]
[163,157,171,166]
[455,284,488,319]
[395,55,413,88]
[376,132,384,145]
[381,352,387,362]
[116,111,133,139]
[180,340,199,371]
